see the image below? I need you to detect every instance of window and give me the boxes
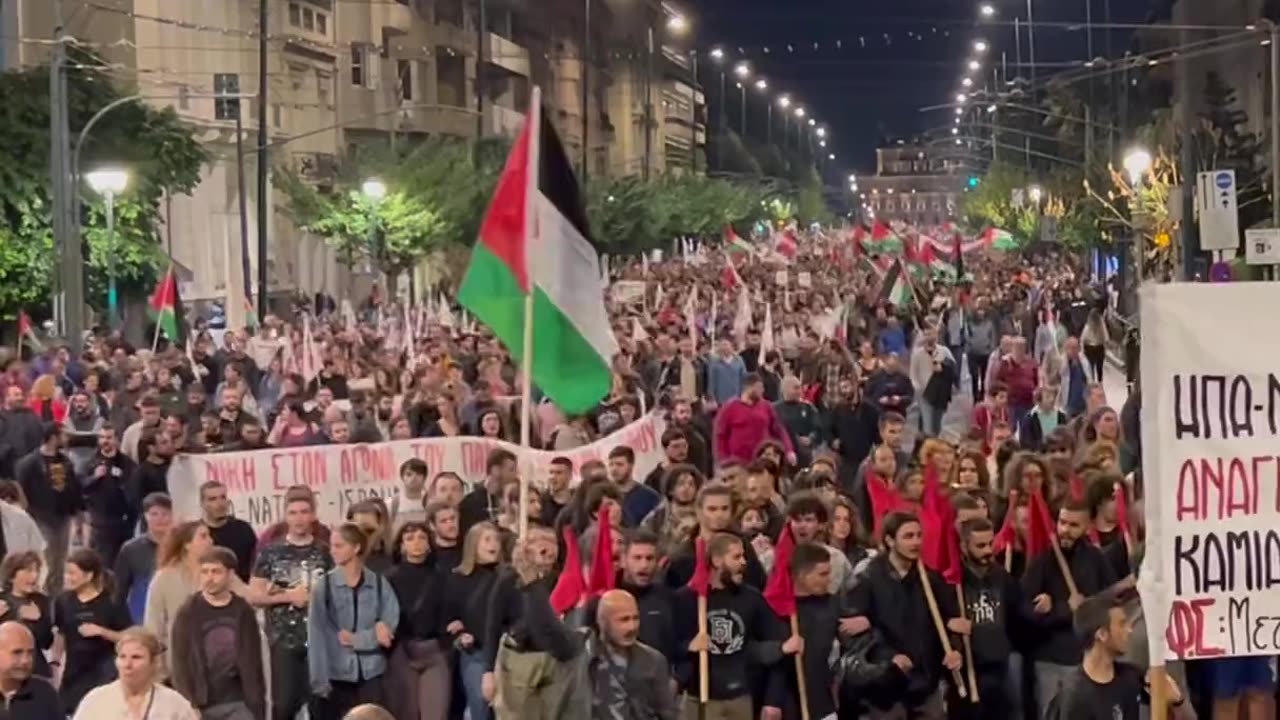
[317,71,332,107]
[272,104,283,128]
[316,13,327,36]
[351,44,364,86]
[303,8,315,31]
[213,73,240,120]
[397,59,413,101]
[289,3,301,26]
[177,85,190,110]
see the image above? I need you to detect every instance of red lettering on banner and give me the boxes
[1176,456,1269,522]
[462,441,490,478]
[1167,598,1225,659]
[340,449,355,485]
[368,445,394,483]
[338,445,395,485]
[206,456,258,493]
[415,443,446,475]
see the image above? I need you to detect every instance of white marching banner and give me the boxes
[168,414,667,531]
[1140,283,1280,662]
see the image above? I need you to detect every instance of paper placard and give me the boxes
[798,271,812,289]
[775,270,789,286]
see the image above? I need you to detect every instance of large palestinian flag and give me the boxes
[457,93,618,414]
[148,267,186,345]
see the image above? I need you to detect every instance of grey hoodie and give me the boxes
[968,315,997,355]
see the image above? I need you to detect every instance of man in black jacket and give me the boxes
[81,424,136,569]
[459,448,517,536]
[587,589,677,720]
[0,386,42,479]
[1023,499,1117,717]
[848,511,963,720]
[13,422,82,595]
[616,529,676,663]
[826,376,880,488]
[664,485,766,590]
[954,517,1025,719]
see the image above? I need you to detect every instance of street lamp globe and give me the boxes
[819,140,827,148]
[778,95,791,108]
[755,79,768,91]
[968,59,982,71]
[980,4,996,18]
[961,77,973,88]
[87,168,129,196]
[816,127,826,138]
[734,62,750,78]
[710,47,725,62]
[362,179,388,201]
[1029,185,1043,203]
[666,15,688,33]
[808,118,816,127]
[828,153,836,160]
[956,93,967,104]
[1124,148,1153,185]
[951,127,959,135]
[974,40,989,53]
[795,107,806,118]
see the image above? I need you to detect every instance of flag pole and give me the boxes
[517,87,543,543]
[697,593,709,704]
[955,585,980,702]
[789,614,811,720]
[917,562,967,698]
[150,316,163,353]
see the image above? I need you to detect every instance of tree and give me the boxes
[793,165,833,226]
[1192,72,1268,243]
[0,56,208,319]
[958,162,1039,242]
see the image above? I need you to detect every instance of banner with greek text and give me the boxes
[168,414,667,532]
[1141,283,1280,661]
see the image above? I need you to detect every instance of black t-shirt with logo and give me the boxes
[1059,663,1142,720]
[252,538,332,649]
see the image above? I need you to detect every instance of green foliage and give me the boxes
[0,57,208,318]
[958,162,1039,241]
[793,165,832,226]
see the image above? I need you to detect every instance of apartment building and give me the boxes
[856,140,970,226]
[2,0,703,323]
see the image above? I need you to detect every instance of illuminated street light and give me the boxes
[987,104,998,113]
[362,179,388,201]
[1029,185,1043,203]
[819,140,827,147]
[816,127,827,138]
[951,127,959,135]
[734,62,750,78]
[795,107,806,117]
[956,93,967,103]
[778,95,791,108]
[1124,147,1153,185]
[808,118,816,126]
[86,167,129,329]
[955,107,964,115]
[968,59,982,71]
[961,77,973,88]
[828,153,836,160]
[710,47,725,62]
[667,15,688,33]
[980,4,996,18]
[755,78,768,91]
[974,40,989,53]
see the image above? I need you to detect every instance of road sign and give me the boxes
[1245,228,1280,265]
[1196,170,1239,251]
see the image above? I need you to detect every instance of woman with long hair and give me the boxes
[443,522,503,720]
[309,522,401,720]
[424,393,463,438]
[348,499,395,573]
[27,374,68,423]
[643,464,704,556]
[1080,307,1110,383]
[950,448,991,493]
[0,552,53,678]
[386,522,451,720]
[72,627,200,720]
[54,549,131,711]
[917,438,956,478]
[143,521,245,679]
[475,409,509,442]
[830,495,875,570]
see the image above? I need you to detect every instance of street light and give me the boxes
[710,47,725,62]
[362,179,387,201]
[778,95,791,108]
[828,153,836,160]
[755,79,768,91]
[979,3,996,18]
[974,40,989,53]
[819,140,827,148]
[808,118,816,127]
[358,178,388,294]
[955,107,965,115]
[734,62,750,78]
[816,127,827,138]
[951,127,959,135]
[968,59,982,71]
[1124,148,1153,186]
[666,14,688,33]
[1029,185,1043,204]
[86,168,129,329]
[961,77,973,88]
[795,107,806,117]
[956,93,968,104]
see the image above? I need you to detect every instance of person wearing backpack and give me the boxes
[307,522,400,720]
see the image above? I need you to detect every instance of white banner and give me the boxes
[610,281,648,305]
[1141,283,1280,661]
[168,414,667,531]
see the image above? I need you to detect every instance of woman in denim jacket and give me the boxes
[307,522,401,720]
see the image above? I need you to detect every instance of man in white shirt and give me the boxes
[909,327,956,439]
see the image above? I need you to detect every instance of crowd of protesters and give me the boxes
[0,228,1255,720]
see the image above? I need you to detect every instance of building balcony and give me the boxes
[483,32,529,77]
[431,19,476,55]
[379,0,414,34]
[484,104,526,138]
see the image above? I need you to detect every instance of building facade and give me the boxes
[855,140,970,226]
[2,0,704,324]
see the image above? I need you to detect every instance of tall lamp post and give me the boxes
[734,62,750,136]
[86,168,129,330]
[1123,148,1152,305]
[361,179,387,300]
[755,78,769,143]
[778,95,791,151]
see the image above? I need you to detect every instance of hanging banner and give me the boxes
[168,414,667,531]
[1140,283,1280,661]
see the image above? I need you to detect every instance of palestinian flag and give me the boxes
[866,221,903,255]
[148,267,185,345]
[774,230,798,261]
[725,226,753,257]
[878,259,915,307]
[15,311,43,353]
[981,227,1019,251]
[457,90,618,414]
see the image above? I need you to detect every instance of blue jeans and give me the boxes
[459,649,491,720]
[920,400,945,438]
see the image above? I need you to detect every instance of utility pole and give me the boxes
[476,0,486,147]
[581,0,591,183]
[1176,23,1198,281]
[1026,0,1036,86]
[256,0,269,321]
[690,51,699,173]
[644,25,653,179]
[52,0,83,351]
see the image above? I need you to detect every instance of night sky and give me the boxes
[688,0,1154,174]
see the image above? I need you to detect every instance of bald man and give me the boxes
[0,621,63,719]
[341,704,394,720]
[586,590,676,720]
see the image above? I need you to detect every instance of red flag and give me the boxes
[1025,489,1056,560]
[587,506,616,597]
[866,472,909,538]
[776,230,798,260]
[688,536,710,597]
[921,464,964,584]
[1114,482,1132,546]
[763,522,797,617]
[1069,475,1085,503]
[16,311,32,337]
[850,225,867,256]
[993,490,1020,555]
[550,526,586,614]
[721,258,744,290]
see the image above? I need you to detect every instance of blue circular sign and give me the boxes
[1210,262,1233,283]
[1216,172,1233,189]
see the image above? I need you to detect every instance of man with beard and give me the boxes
[672,532,798,720]
[81,424,136,569]
[0,386,43,479]
[848,511,963,720]
[541,457,574,527]
[127,430,175,511]
[120,396,163,463]
[14,422,82,595]
[224,420,270,452]
[612,530,676,663]
[347,391,384,443]
[826,375,879,488]
[609,446,661,528]
[786,493,855,594]
[63,389,104,474]
[665,484,766,590]
[953,517,1023,719]
[1023,500,1117,716]
[667,398,710,477]
[109,368,146,430]
[586,590,677,720]
[217,386,256,443]
[643,428,690,493]
[713,374,795,467]
[866,353,915,418]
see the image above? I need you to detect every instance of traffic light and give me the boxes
[968,176,980,188]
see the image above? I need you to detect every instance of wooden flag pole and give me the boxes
[1049,539,1080,597]
[789,614,811,720]
[954,584,980,703]
[917,563,967,698]
[515,87,542,543]
[1149,666,1170,720]
[697,594,709,704]
[150,318,163,354]
[1004,546,1014,573]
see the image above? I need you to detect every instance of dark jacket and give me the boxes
[865,370,914,416]
[0,676,63,720]
[170,593,267,720]
[0,407,43,477]
[960,562,1025,669]
[922,357,958,408]
[671,584,785,701]
[80,451,136,533]
[1021,540,1117,665]
[1018,409,1068,452]
[14,448,83,525]
[827,400,880,474]
[585,630,677,720]
[617,577,677,663]
[664,534,766,590]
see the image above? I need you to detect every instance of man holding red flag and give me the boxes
[1022,498,1117,717]
[673,532,798,720]
[954,517,1026,719]
[848,511,963,720]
